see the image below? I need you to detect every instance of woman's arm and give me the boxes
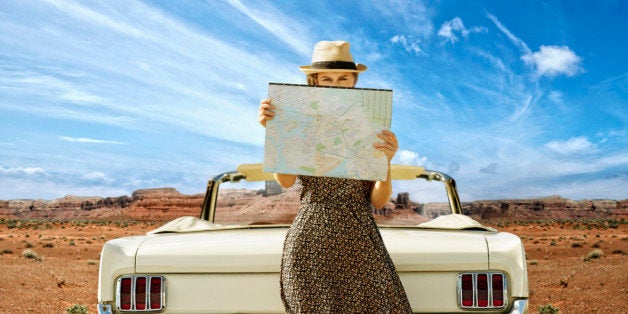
[274,173,297,188]
[371,130,399,209]
[371,164,393,209]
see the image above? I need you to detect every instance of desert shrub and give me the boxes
[1,249,13,255]
[571,242,583,248]
[538,304,560,313]
[608,219,619,229]
[611,249,625,255]
[87,260,98,265]
[69,240,76,246]
[529,260,538,265]
[22,249,42,261]
[43,242,54,248]
[549,240,556,246]
[66,304,88,314]
[24,241,34,248]
[584,249,603,261]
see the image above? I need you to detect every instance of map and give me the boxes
[264,83,393,181]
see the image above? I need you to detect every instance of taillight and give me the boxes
[458,272,507,309]
[492,273,504,307]
[116,275,166,312]
[119,277,132,310]
[461,274,474,307]
[150,277,163,309]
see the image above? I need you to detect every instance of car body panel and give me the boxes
[97,164,529,313]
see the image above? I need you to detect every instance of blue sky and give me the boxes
[1,0,626,201]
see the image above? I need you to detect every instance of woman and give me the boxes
[258,41,411,313]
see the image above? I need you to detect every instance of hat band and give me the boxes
[311,61,357,70]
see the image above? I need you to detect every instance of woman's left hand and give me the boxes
[373,130,399,163]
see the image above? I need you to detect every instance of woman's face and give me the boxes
[315,72,357,88]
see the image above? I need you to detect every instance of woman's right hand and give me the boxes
[258,98,275,128]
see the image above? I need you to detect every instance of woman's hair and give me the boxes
[306,74,317,86]
[306,73,359,86]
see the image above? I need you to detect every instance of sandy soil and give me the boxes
[0,219,625,313]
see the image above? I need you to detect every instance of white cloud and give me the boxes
[394,150,427,166]
[60,136,126,145]
[546,137,597,155]
[522,45,583,77]
[390,35,422,54]
[82,171,115,184]
[0,166,46,176]
[437,17,486,43]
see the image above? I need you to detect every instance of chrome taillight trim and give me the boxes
[457,272,508,309]
[116,275,166,312]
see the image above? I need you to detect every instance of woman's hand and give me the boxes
[258,98,275,127]
[370,130,398,209]
[373,129,399,163]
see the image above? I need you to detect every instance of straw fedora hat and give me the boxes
[299,41,367,74]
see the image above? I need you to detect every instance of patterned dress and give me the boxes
[280,175,412,313]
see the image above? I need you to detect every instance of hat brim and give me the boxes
[299,63,367,74]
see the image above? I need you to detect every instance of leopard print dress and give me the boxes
[280,175,412,313]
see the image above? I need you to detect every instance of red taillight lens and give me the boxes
[461,274,474,307]
[150,277,163,309]
[120,278,132,310]
[492,273,504,307]
[459,272,507,309]
[135,277,147,310]
[117,275,165,311]
[477,274,488,307]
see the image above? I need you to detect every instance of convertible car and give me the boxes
[97,163,529,313]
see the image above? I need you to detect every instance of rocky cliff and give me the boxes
[1,188,626,222]
[463,196,628,221]
[0,188,203,221]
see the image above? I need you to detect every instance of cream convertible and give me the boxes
[97,164,529,313]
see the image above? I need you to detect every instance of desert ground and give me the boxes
[0,219,626,314]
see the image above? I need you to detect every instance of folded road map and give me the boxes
[264,83,393,181]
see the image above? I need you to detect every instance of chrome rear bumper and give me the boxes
[508,299,529,314]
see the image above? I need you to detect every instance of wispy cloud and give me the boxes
[486,13,531,54]
[0,166,46,176]
[60,136,126,145]
[437,17,486,43]
[225,0,311,56]
[545,137,597,155]
[390,35,423,55]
